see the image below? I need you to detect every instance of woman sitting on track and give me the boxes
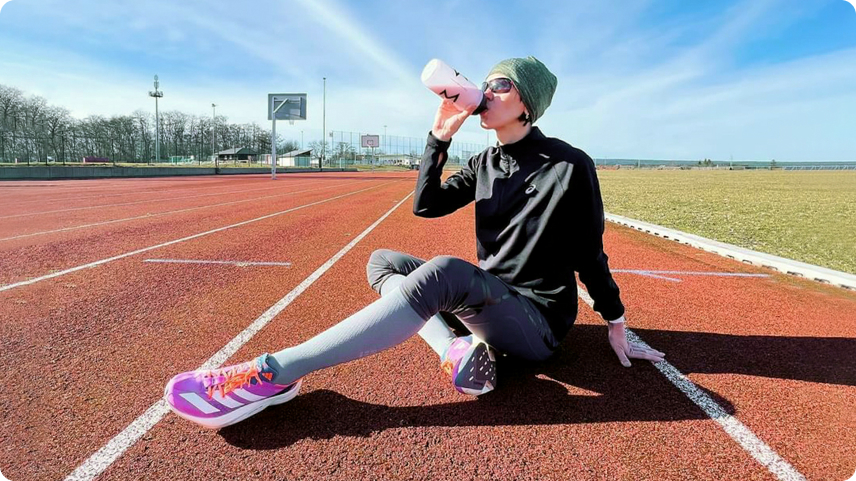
[164,56,665,429]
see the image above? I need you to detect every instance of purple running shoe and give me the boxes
[164,353,301,429]
[440,335,497,396]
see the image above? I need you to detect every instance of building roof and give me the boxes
[280,149,312,157]
[217,147,258,155]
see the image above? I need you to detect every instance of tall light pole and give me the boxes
[148,75,163,164]
[211,103,218,170]
[301,130,304,150]
[384,125,387,159]
[321,77,326,172]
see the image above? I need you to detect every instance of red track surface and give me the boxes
[0,173,853,481]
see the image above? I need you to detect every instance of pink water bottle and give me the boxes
[421,59,488,114]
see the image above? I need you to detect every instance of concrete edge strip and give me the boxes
[0,181,393,293]
[577,288,807,481]
[605,212,856,291]
[62,191,414,481]
[0,167,358,181]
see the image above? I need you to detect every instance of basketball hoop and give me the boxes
[268,93,306,180]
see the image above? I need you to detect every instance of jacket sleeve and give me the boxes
[570,152,626,321]
[412,132,477,218]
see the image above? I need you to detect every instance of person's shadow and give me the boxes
[220,324,855,450]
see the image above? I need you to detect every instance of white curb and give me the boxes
[606,213,856,291]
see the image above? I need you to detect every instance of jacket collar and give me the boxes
[497,127,545,156]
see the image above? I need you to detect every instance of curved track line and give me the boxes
[0,176,285,208]
[0,181,398,293]
[0,180,362,242]
[577,287,807,481]
[62,191,414,481]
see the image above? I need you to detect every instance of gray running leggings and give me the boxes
[366,249,558,361]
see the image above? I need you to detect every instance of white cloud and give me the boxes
[537,0,856,161]
[291,0,416,86]
[0,0,853,160]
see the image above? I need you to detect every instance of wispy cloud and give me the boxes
[291,0,416,86]
[537,0,856,160]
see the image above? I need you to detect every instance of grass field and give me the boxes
[597,169,856,274]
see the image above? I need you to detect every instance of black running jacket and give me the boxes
[413,127,624,340]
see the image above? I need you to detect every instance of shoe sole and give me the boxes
[454,341,496,396]
[164,379,302,429]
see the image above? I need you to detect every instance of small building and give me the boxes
[262,149,313,167]
[217,148,258,162]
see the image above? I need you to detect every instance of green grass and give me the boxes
[597,169,856,274]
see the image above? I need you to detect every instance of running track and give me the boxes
[0,173,853,481]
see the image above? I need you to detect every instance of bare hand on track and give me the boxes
[431,99,474,142]
[607,320,665,367]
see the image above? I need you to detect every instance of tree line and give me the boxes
[0,83,299,164]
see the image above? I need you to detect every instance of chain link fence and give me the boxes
[323,130,489,169]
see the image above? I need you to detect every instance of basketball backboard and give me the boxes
[268,93,307,121]
[361,134,379,148]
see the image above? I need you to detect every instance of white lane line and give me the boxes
[611,269,771,283]
[0,180,322,220]
[615,270,771,276]
[144,259,292,267]
[63,191,414,481]
[0,180,363,242]
[577,287,806,481]
[0,181,396,293]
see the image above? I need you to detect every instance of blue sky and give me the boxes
[1,0,855,160]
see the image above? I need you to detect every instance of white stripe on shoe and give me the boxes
[231,389,266,402]
[178,393,219,414]
[211,392,246,409]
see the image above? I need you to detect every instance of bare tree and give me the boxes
[0,85,24,162]
[0,83,286,165]
[307,140,331,163]
[332,141,356,163]
[44,105,71,162]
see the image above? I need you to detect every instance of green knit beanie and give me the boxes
[487,56,557,124]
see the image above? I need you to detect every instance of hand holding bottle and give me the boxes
[431,99,474,142]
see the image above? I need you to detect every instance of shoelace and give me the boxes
[440,359,455,377]
[203,361,274,399]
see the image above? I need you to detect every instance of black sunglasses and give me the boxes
[481,78,514,94]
